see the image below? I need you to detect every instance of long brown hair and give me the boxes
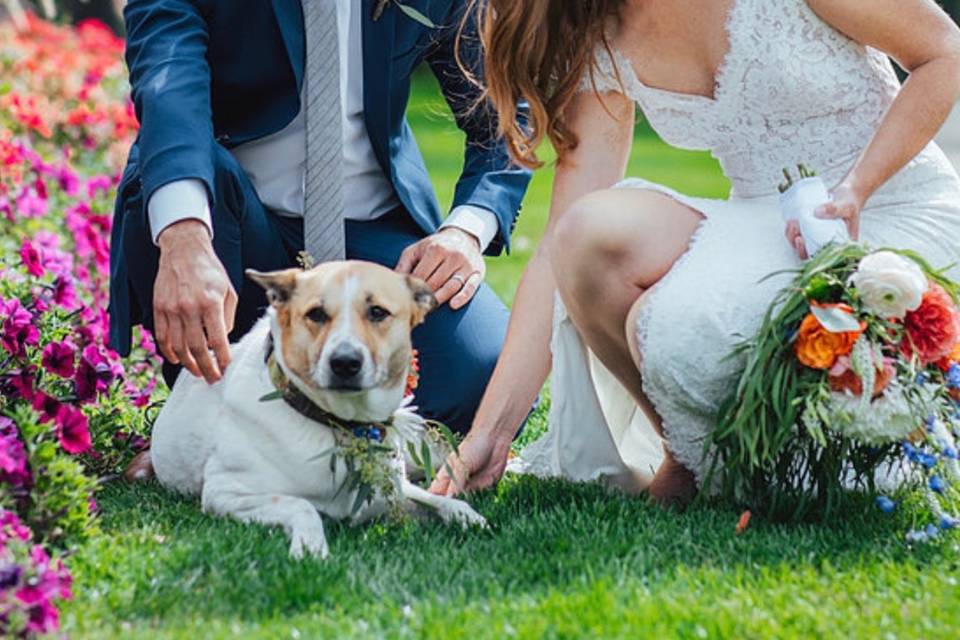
[460,0,627,169]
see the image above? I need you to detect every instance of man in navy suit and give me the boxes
[109,0,531,434]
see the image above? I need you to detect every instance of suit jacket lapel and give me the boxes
[271,0,305,91]
[362,0,395,178]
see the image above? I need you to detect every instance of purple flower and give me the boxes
[56,165,80,196]
[0,417,28,478]
[74,343,122,402]
[0,564,23,590]
[14,189,48,218]
[3,367,37,402]
[86,175,113,198]
[0,297,40,356]
[41,340,77,378]
[55,406,91,455]
[0,511,31,544]
[31,391,62,424]
[51,275,79,311]
[19,238,45,278]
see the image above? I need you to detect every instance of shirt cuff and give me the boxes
[441,205,499,253]
[147,179,213,245]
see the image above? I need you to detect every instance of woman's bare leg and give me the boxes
[551,188,703,505]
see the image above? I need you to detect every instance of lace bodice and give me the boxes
[584,0,903,198]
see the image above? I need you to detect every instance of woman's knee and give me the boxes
[552,190,638,264]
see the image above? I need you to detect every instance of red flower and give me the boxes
[55,406,91,455]
[901,283,960,365]
[41,340,77,378]
[31,392,62,424]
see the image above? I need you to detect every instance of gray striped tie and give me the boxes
[302,0,345,263]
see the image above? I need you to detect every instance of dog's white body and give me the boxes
[151,266,486,559]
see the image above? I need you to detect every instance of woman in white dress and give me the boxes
[429,0,960,504]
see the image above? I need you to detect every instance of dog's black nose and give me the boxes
[329,348,363,380]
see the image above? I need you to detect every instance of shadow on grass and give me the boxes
[67,473,952,627]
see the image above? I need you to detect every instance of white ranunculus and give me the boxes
[849,251,928,319]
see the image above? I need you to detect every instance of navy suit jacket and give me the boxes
[109,0,530,353]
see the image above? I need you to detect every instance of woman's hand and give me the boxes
[428,428,514,497]
[814,181,865,239]
[785,181,866,260]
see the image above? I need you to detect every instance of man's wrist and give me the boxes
[439,225,481,251]
[158,218,214,251]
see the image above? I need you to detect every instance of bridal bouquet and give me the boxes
[711,236,960,535]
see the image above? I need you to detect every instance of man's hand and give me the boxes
[154,220,237,384]
[428,429,513,497]
[396,228,485,309]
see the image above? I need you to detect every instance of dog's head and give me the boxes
[247,261,437,423]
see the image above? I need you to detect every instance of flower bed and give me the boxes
[1,15,159,637]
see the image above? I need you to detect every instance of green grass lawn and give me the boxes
[62,73,960,639]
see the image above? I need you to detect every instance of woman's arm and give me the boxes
[429,90,636,496]
[806,0,960,237]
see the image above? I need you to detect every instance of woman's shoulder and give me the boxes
[578,40,640,99]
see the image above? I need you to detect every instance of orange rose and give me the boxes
[795,304,864,370]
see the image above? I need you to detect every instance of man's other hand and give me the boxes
[154,220,237,383]
[396,227,485,309]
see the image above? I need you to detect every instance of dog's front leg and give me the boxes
[400,481,488,529]
[202,488,329,559]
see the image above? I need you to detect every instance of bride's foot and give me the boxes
[648,456,697,508]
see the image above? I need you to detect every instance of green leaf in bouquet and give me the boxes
[811,304,861,334]
[395,3,436,27]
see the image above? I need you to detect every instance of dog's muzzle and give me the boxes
[327,343,365,390]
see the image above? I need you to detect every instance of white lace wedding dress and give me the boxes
[511,0,960,490]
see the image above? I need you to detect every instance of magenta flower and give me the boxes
[0,297,40,356]
[41,340,77,378]
[0,418,29,486]
[74,343,120,402]
[0,511,31,544]
[86,174,112,198]
[31,391,62,424]
[52,275,79,311]
[14,189,48,218]
[19,238,45,277]
[55,406,91,455]
[56,165,81,196]
[4,366,37,401]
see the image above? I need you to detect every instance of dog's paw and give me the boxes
[288,527,330,560]
[437,498,488,530]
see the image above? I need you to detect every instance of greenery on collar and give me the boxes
[260,340,458,517]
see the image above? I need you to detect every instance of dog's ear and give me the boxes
[246,268,300,306]
[406,276,437,326]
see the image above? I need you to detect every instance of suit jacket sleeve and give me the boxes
[425,4,533,256]
[124,0,216,208]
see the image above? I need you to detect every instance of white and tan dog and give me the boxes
[137,261,486,559]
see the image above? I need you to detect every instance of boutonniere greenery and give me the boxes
[373,0,436,28]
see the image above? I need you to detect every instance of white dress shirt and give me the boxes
[148,0,499,250]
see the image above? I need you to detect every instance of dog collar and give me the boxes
[261,336,394,441]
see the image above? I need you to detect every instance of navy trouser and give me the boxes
[122,144,510,434]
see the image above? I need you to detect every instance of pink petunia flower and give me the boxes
[52,275,79,311]
[0,297,40,356]
[54,405,92,455]
[41,340,77,378]
[19,238,45,277]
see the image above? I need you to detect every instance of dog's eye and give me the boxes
[367,305,391,323]
[305,307,329,324]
